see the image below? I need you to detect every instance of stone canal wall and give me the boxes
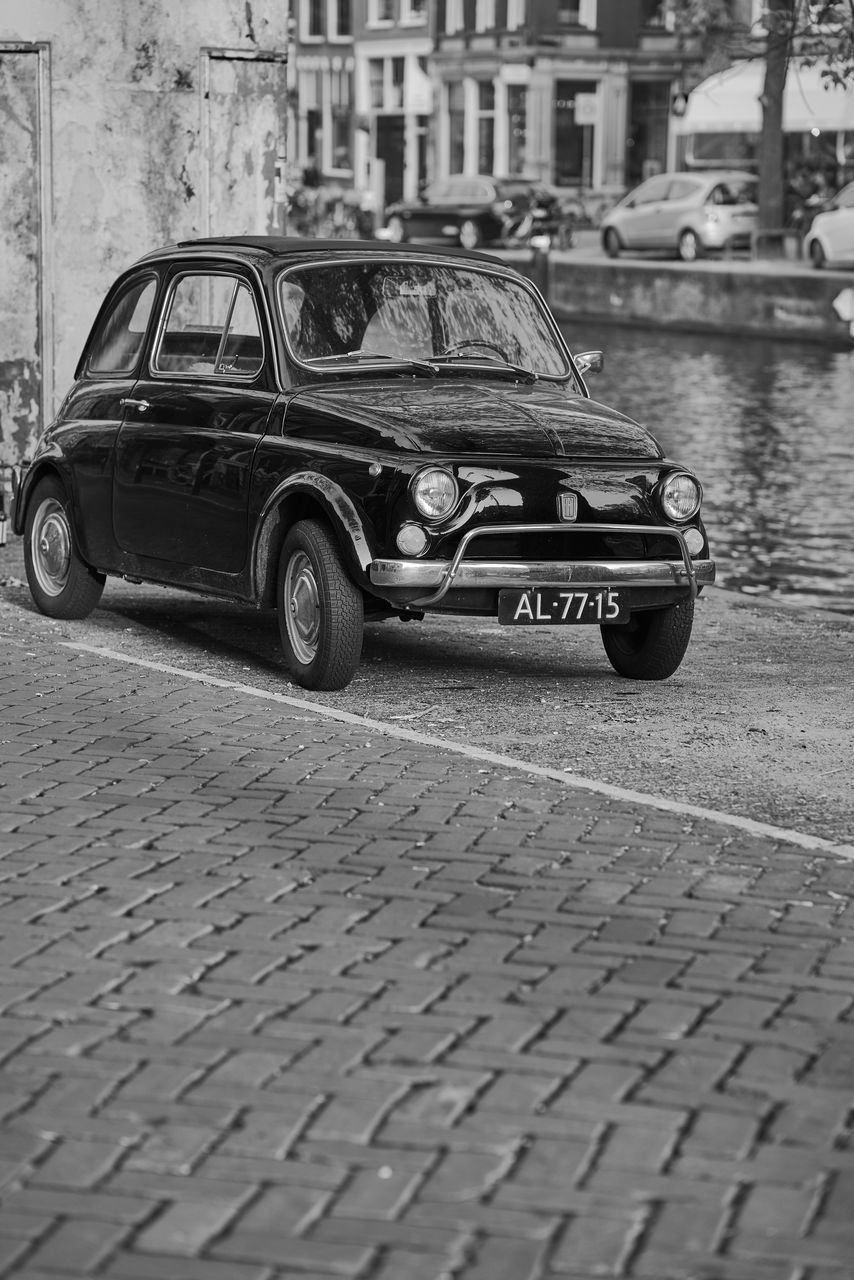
[509,251,854,348]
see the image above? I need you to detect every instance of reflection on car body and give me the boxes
[11,236,714,690]
[600,169,758,262]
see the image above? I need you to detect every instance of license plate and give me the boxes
[498,587,626,625]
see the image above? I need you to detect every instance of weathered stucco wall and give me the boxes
[0,0,287,464]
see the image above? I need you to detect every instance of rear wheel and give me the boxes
[808,239,826,269]
[678,229,704,262]
[601,598,694,681]
[459,219,483,250]
[24,476,105,619]
[602,228,621,259]
[386,215,406,243]
[277,519,364,691]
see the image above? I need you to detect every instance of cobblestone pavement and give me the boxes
[2,584,854,1279]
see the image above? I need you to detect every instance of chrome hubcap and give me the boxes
[31,499,71,596]
[284,551,320,665]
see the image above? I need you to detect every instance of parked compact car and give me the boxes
[383,174,542,250]
[11,237,714,690]
[600,170,759,261]
[803,180,854,268]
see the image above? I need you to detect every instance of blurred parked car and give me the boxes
[600,170,758,261]
[11,236,714,690]
[383,174,543,249]
[803,181,854,268]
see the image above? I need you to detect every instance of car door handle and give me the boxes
[119,397,151,413]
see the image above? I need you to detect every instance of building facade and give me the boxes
[288,1,709,214]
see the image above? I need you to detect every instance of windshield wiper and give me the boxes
[429,355,538,384]
[305,350,438,377]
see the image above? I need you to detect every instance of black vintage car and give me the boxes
[12,236,714,690]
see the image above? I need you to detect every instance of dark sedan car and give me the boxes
[382,174,542,249]
[12,236,714,690]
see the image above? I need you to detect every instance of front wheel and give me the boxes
[277,519,364,691]
[808,239,826,269]
[601,598,694,681]
[24,476,105,619]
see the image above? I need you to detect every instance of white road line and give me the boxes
[64,642,854,860]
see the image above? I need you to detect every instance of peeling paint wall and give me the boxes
[0,0,287,464]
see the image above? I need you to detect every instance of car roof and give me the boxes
[135,235,505,269]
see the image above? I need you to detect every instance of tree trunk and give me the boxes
[758,0,794,230]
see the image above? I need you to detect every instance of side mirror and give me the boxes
[574,350,604,376]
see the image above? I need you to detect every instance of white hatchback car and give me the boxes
[600,170,758,261]
[804,181,854,268]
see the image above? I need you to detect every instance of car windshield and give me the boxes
[277,259,571,378]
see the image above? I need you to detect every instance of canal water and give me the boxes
[560,321,854,616]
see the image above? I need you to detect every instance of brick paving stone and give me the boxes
[3,595,854,1278]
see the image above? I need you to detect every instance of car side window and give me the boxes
[668,178,698,201]
[838,183,854,209]
[633,177,671,205]
[87,276,157,375]
[154,272,263,377]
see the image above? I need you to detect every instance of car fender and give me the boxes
[251,470,376,603]
[11,447,69,538]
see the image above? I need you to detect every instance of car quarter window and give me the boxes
[153,272,263,377]
[87,276,157,375]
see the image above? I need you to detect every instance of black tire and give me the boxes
[23,475,105,619]
[808,239,826,269]
[386,215,406,243]
[459,219,483,250]
[601,597,694,681]
[277,519,364,691]
[678,229,704,262]
[602,228,621,258]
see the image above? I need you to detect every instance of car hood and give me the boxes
[284,379,662,459]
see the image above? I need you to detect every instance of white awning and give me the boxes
[675,60,854,134]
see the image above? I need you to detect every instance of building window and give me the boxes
[332,0,352,37]
[307,0,323,37]
[446,0,464,34]
[476,0,496,30]
[558,0,596,27]
[448,81,464,172]
[402,0,428,22]
[477,81,495,175]
[507,85,527,175]
[368,0,394,23]
[507,0,526,29]
[369,58,384,109]
[391,57,405,110]
[554,80,595,185]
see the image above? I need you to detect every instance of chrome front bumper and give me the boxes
[369,522,715,608]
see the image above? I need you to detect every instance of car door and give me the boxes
[51,271,161,569]
[829,182,854,260]
[112,267,277,576]
[619,176,674,248]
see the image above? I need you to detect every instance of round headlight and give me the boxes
[412,468,458,520]
[659,471,701,521]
